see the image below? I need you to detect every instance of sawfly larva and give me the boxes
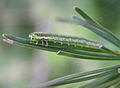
[29,32,103,49]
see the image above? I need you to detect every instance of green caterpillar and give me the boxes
[29,32,103,49]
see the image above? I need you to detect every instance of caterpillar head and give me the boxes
[29,32,48,40]
[29,32,38,40]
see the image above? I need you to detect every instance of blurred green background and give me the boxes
[0,0,120,88]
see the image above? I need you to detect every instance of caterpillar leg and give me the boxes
[44,39,48,46]
[35,41,38,44]
[41,40,44,46]
[40,38,48,46]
